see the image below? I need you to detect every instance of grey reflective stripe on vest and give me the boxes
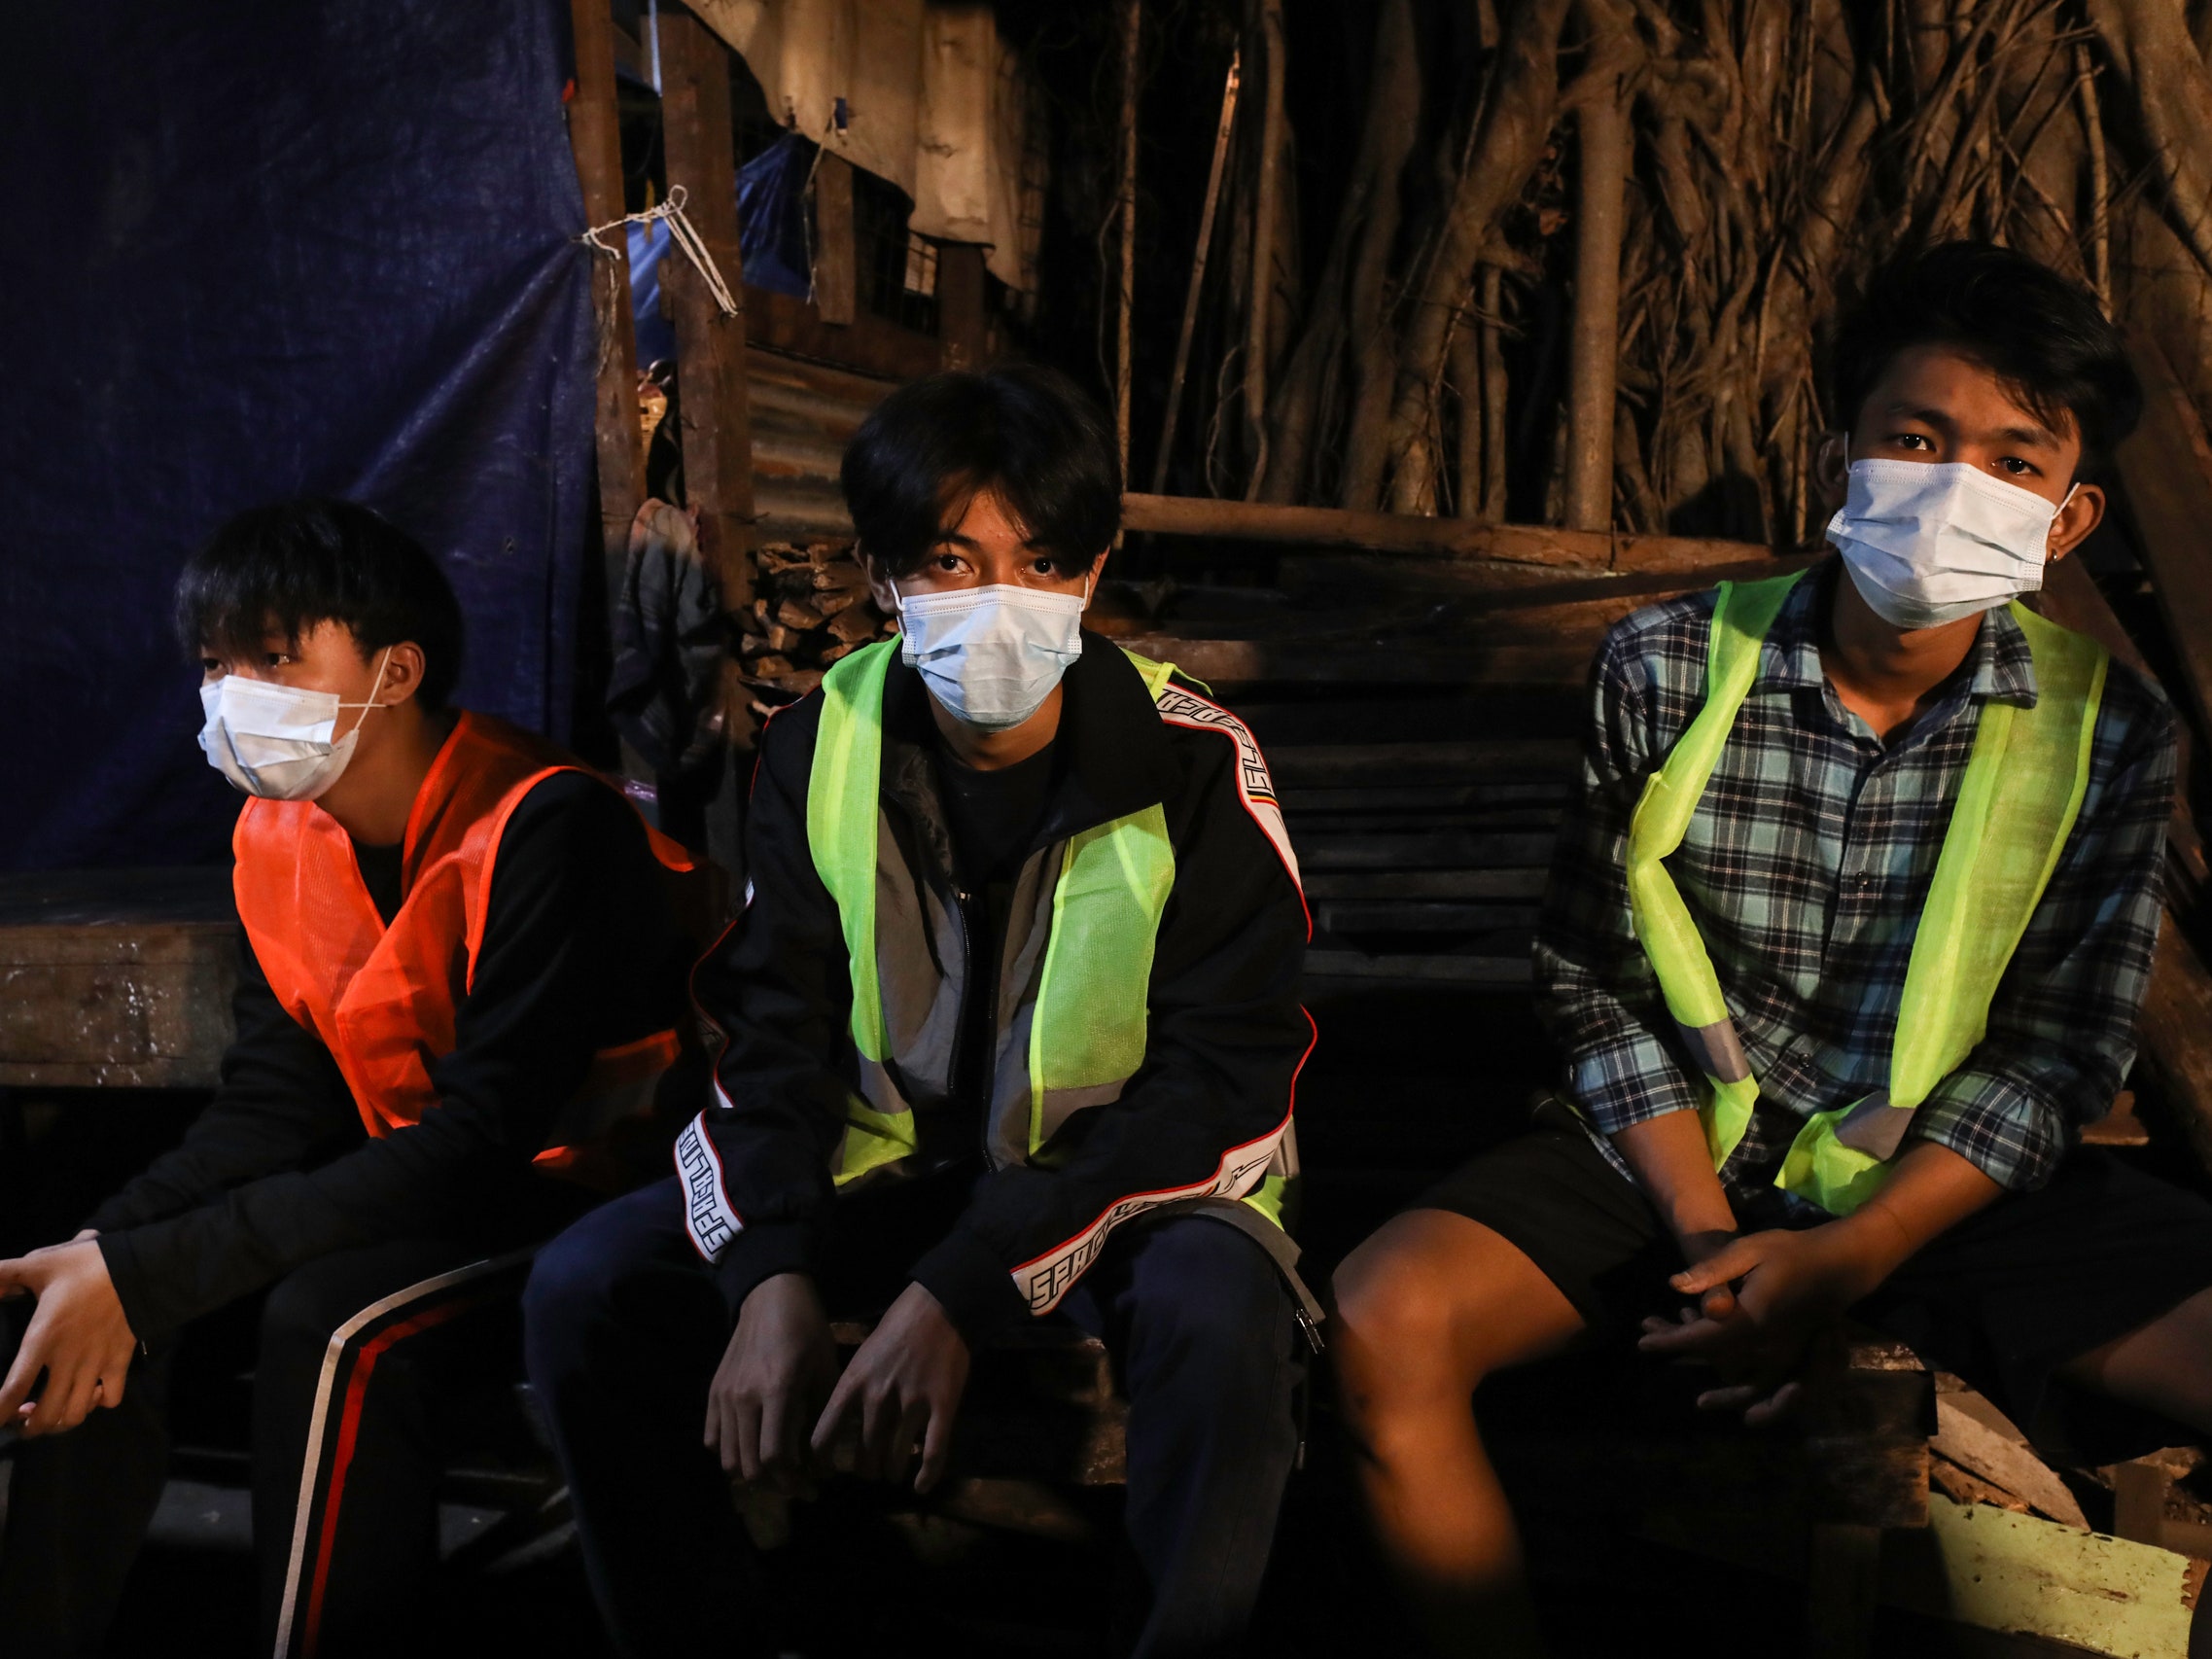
[1675,1017,1752,1085]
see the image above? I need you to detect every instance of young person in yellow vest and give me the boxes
[0,500,699,1659]
[1329,242,2212,1653]
[523,365,1317,1657]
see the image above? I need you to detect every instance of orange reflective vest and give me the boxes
[232,710,694,1178]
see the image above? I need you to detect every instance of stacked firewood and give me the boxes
[737,541,894,708]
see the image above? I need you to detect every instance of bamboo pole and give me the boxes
[1564,76,1629,532]
[1115,0,1141,480]
[1244,0,1286,499]
[1148,51,1241,496]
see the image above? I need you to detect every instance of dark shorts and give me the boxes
[1415,1117,2212,1458]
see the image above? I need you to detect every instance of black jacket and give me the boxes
[689,635,1312,1341]
[89,772,695,1341]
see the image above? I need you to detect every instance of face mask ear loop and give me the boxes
[350,647,394,712]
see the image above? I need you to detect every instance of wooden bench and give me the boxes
[0,867,236,1090]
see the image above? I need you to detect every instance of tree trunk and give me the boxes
[1377,0,1574,513]
[1334,0,1424,509]
[1263,0,1417,506]
[1244,0,1287,499]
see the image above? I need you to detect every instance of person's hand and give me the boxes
[811,1281,969,1496]
[1675,1226,1742,1324]
[1636,1225,1877,1426]
[705,1273,836,1496]
[0,1239,139,1435]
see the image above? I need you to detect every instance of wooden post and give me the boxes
[1115,0,1141,478]
[1149,50,1240,496]
[658,14,756,759]
[814,153,857,326]
[1564,77,1627,532]
[566,0,645,612]
[939,243,988,371]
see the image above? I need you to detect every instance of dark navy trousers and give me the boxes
[523,1173,1304,1658]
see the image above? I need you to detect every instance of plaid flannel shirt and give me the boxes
[1535,562,2175,1208]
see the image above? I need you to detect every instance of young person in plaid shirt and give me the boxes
[1330,242,2212,1654]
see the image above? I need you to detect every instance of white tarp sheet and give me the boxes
[690,0,1036,291]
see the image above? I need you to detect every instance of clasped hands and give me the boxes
[1636,1223,1878,1426]
[0,1230,140,1437]
[705,1273,968,1498]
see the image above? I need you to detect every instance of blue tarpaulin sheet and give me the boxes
[0,0,597,870]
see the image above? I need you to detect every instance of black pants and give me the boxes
[523,1173,1306,1659]
[0,1238,534,1659]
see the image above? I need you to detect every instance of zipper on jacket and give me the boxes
[948,883,991,1164]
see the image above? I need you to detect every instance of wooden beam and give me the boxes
[2118,335,2212,744]
[658,13,756,754]
[1119,490,1774,574]
[566,0,645,609]
[813,153,857,326]
[1563,77,1627,532]
[938,243,987,371]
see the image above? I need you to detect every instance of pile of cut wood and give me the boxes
[737,540,892,709]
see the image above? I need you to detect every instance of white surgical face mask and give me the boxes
[894,580,1089,731]
[197,649,392,801]
[1828,458,2072,631]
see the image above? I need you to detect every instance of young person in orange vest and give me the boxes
[1330,244,2212,1654]
[0,500,699,1659]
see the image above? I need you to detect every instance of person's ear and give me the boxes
[371,642,427,706]
[1812,433,1849,513]
[1083,547,1108,603]
[2047,481,2104,565]
[860,548,902,625]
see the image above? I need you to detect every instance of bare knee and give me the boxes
[1330,1211,1581,1413]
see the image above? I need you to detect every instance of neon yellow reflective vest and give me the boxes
[1626,571,2107,1216]
[806,637,1292,1228]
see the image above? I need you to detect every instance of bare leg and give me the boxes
[2056,1284,2212,1434]
[1331,1211,1590,1658]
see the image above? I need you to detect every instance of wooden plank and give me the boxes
[1301,869,1548,900]
[1303,950,1533,985]
[1315,900,1542,933]
[1280,782,1572,812]
[1883,1496,2197,1658]
[566,0,646,613]
[1931,1393,2089,1529]
[1121,490,1778,575]
[0,929,237,1088]
[658,17,755,621]
[813,153,857,326]
[2120,335,2212,745]
[743,285,942,381]
[1296,830,1558,871]
[1270,739,1581,783]
[938,243,987,371]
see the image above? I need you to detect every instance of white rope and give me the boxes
[580,185,740,319]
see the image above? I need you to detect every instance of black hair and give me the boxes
[1832,240,2142,478]
[174,498,465,710]
[840,364,1121,580]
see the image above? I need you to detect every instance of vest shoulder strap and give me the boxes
[1886,601,2108,1106]
[809,641,897,1063]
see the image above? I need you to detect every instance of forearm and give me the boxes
[1610,1109,1737,1245]
[1818,1140,2002,1296]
